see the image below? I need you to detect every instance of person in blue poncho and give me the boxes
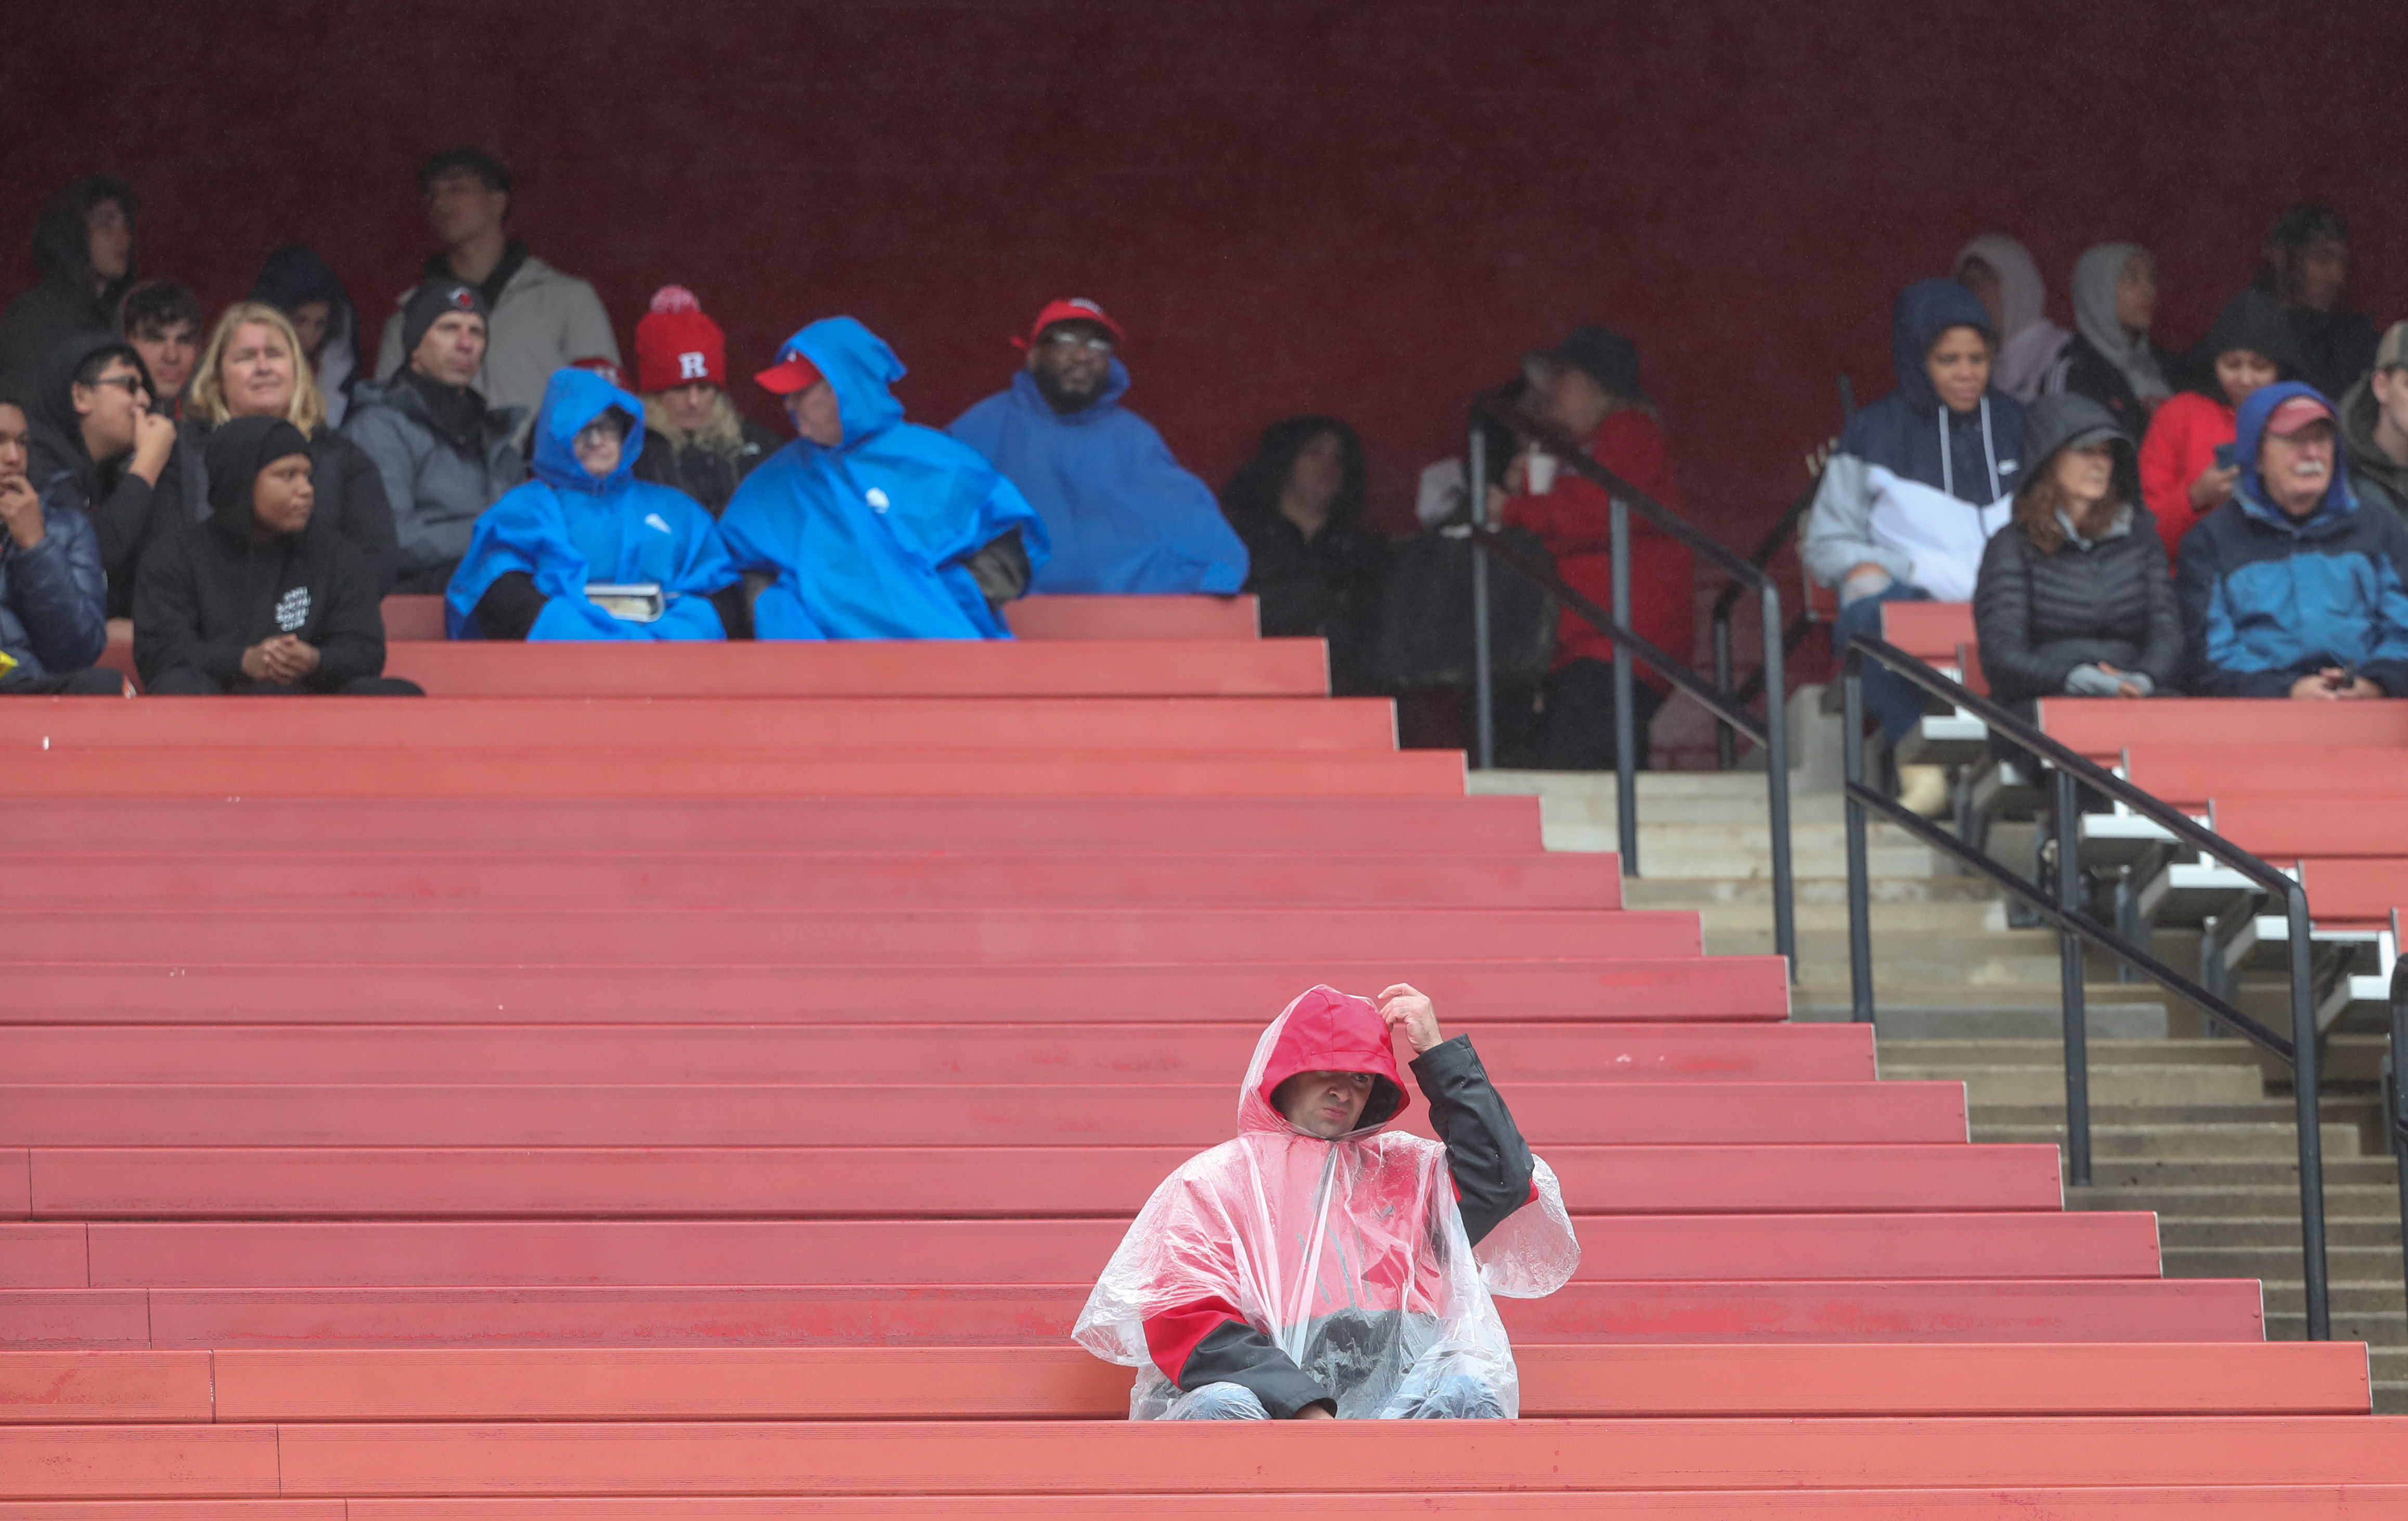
[718,316,1045,640]
[445,366,737,640]
[949,298,1246,596]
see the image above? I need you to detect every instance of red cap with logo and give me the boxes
[1014,297,1126,351]
[635,286,727,393]
[2264,394,2337,438]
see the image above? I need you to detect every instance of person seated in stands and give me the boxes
[2254,202,2379,404]
[251,245,365,429]
[2177,384,2408,700]
[1218,416,1387,695]
[27,335,178,619]
[1802,279,2024,816]
[184,302,398,595]
[2339,322,2408,524]
[0,389,118,695]
[719,316,1046,640]
[1076,984,1577,1421]
[1974,395,2181,717]
[1955,235,2069,403]
[342,281,526,593]
[2043,244,2173,438]
[446,366,737,641]
[630,286,780,517]
[2139,289,2292,563]
[948,298,1246,595]
[1484,326,1693,771]
[0,175,137,397]
[132,416,421,696]
[118,279,201,418]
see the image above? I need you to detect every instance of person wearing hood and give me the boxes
[1218,416,1387,696]
[251,245,364,430]
[718,316,1047,640]
[1802,278,2024,814]
[372,148,618,440]
[182,302,400,596]
[1974,394,2182,717]
[27,334,180,619]
[2252,203,2380,404]
[1075,983,1577,1421]
[1955,236,2071,403]
[446,367,737,641]
[118,280,202,417]
[2337,321,2408,526]
[0,176,137,397]
[629,286,780,517]
[948,298,1246,596]
[2043,244,2175,437]
[0,388,117,695]
[342,280,527,592]
[2175,382,2408,699]
[2137,289,2294,563]
[132,417,420,696]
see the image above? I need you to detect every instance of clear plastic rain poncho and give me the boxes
[1074,986,1580,1418]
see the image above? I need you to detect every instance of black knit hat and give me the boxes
[1525,325,1649,405]
[398,280,489,364]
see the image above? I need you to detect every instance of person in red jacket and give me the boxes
[1488,326,1693,769]
[2139,289,2293,563]
[1074,983,1578,1421]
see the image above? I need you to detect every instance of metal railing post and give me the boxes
[2390,960,2408,1324]
[1759,583,1795,976]
[1467,421,1494,771]
[2055,767,2092,1189]
[1711,611,1736,772]
[2286,883,2331,1340]
[1842,643,1873,1024]
[1609,493,1638,877]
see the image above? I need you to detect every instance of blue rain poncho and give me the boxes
[718,317,1047,640]
[444,367,735,640]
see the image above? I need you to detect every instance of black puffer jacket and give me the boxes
[1974,507,2183,704]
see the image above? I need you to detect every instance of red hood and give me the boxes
[1240,985,1410,1138]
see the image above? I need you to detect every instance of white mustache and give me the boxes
[2289,459,2330,477]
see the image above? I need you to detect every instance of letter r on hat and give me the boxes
[678,352,708,381]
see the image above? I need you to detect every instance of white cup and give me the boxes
[1524,451,1559,495]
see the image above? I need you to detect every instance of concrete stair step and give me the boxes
[1971,1121,2366,1158]
[2267,1308,2403,1342]
[1889,1065,2267,1106]
[2152,1216,2404,1248]
[2165,1245,2404,1279]
[1628,876,2003,907]
[1797,999,2173,1040]
[1878,1038,2292,1071]
[2069,1167,2400,1194]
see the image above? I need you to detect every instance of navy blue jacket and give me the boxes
[0,498,107,681]
[2175,380,2408,697]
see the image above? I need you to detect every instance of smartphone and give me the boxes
[2212,442,2237,471]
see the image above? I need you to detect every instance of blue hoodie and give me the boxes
[949,361,1246,595]
[2175,379,2408,697]
[1802,279,2028,601]
[719,318,1048,640]
[444,367,736,641]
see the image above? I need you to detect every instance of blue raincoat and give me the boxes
[445,367,736,640]
[949,363,1246,595]
[720,317,1047,640]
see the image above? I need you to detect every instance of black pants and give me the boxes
[146,668,424,696]
[1489,657,1665,771]
[1,667,126,695]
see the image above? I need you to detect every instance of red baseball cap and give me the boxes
[754,351,825,396]
[2265,395,2336,437]
[1015,297,1125,351]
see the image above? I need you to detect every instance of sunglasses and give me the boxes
[1045,331,1114,355]
[86,375,150,398]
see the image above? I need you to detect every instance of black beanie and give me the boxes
[204,416,311,535]
[400,280,490,365]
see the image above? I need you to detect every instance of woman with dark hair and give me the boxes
[1973,394,2181,714]
[2138,288,2294,561]
[1220,415,1388,695]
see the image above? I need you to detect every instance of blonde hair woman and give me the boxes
[181,301,396,592]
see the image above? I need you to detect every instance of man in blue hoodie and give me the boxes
[719,317,1046,640]
[949,298,1246,596]
[2175,382,2408,699]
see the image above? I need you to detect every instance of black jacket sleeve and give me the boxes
[1971,531,2075,704]
[2134,532,2186,693]
[332,433,401,599]
[130,530,244,685]
[1409,1034,1536,1247]
[307,541,389,690]
[1167,1312,1333,1417]
[472,570,548,642]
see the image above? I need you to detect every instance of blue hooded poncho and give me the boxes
[719,317,1048,640]
[948,361,1247,595]
[444,367,736,641]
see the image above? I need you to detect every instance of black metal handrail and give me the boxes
[1464,398,1795,975]
[1709,470,1822,770]
[2389,959,2407,1323]
[1839,634,2332,1339]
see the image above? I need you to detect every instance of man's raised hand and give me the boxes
[1377,983,1444,1054]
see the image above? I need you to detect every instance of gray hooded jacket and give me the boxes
[339,375,525,590]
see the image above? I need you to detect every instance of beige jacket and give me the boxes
[375,253,619,441]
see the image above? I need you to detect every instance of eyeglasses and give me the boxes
[87,375,150,398]
[1045,331,1114,355]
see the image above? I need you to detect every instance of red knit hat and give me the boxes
[634,286,726,393]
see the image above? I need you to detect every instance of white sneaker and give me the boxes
[1896,764,1950,819]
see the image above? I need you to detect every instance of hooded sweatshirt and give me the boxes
[1074,986,1577,1421]
[251,245,362,430]
[2137,289,2298,562]
[26,333,181,618]
[445,367,736,641]
[719,317,1048,640]
[2044,243,2174,437]
[0,177,137,398]
[340,366,527,592]
[131,417,389,691]
[949,360,1247,595]
[2338,374,2408,525]
[1956,235,2071,403]
[2174,380,2408,697]
[374,244,619,442]
[1802,279,2025,602]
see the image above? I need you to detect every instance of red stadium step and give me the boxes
[2214,797,2408,860]
[1006,594,1259,641]
[1879,600,1975,661]
[64,1212,2155,1288]
[0,1021,1864,1084]
[0,958,1793,1025]
[0,1225,78,1286]
[0,906,1702,965]
[2296,858,2408,928]
[2040,696,2408,752]
[1,1278,2270,1349]
[0,1080,1963,1147]
[2117,747,2403,808]
[24,1143,2057,1219]
[2,850,1625,911]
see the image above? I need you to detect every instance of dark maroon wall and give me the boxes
[8,0,2403,539]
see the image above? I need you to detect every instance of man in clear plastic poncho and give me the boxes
[1074,983,1578,1421]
